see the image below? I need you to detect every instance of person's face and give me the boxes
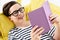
[9,4,25,24]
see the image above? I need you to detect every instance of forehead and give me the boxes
[9,4,21,13]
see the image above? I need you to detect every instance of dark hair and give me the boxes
[3,1,20,17]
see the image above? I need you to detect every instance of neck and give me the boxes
[15,20,30,28]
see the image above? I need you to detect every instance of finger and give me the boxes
[34,29,44,38]
[49,15,57,21]
[31,25,38,33]
[34,27,43,35]
[36,29,44,36]
[50,17,56,21]
[49,14,56,18]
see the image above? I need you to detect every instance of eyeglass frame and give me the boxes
[9,7,24,16]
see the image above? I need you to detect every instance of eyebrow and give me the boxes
[11,8,20,14]
[13,7,21,12]
[11,7,24,14]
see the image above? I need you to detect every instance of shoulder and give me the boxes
[8,27,20,36]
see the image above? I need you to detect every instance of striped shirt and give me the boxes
[8,25,55,40]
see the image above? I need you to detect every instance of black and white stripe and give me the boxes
[8,25,55,40]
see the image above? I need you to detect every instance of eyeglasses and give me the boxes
[9,7,24,16]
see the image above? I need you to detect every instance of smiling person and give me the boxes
[3,1,60,40]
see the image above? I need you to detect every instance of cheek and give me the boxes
[21,13,24,17]
[10,16,17,22]
[22,14,24,17]
[19,13,24,18]
[23,13,26,17]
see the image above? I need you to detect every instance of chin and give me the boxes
[18,19,24,23]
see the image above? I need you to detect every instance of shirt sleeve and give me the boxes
[8,35,13,40]
[8,30,18,40]
[48,26,56,36]
[8,33,21,40]
[40,26,56,40]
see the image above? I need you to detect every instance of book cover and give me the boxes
[28,1,52,34]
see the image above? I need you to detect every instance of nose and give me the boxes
[18,11,24,16]
[18,11,21,15]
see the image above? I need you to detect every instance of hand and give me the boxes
[49,14,60,40]
[30,25,44,40]
[49,14,60,24]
